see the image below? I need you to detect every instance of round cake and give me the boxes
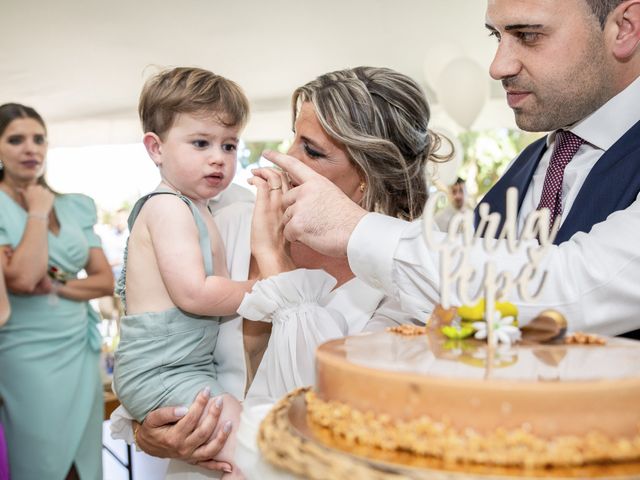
[307,329,640,468]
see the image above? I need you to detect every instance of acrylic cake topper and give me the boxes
[422,187,558,347]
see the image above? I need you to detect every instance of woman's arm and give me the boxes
[56,248,114,301]
[243,318,271,384]
[239,269,349,397]
[241,168,350,396]
[0,261,10,326]
[3,185,55,292]
[241,272,413,400]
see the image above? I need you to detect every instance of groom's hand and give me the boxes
[263,150,368,258]
[135,388,232,472]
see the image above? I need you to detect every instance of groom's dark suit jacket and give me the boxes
[476,119,640,337]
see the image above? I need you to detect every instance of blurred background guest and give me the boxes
[435,177,470,231]
[100,208,129,281]
[0,103,113,480]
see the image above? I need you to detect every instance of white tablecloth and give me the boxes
[235,397,299,480]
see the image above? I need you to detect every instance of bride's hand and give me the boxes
[248,167,296,277]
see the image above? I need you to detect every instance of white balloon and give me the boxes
[423,42,465,90]
[436,57,489,130]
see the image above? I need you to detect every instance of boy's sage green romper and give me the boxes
[113,191,223,422]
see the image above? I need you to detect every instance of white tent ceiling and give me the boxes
[1,0,516,147]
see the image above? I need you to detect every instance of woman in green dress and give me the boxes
[0,262,8,480]
[0,103,114,479]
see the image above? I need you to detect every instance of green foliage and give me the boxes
[458,129,542,198]
[239,140,291,168]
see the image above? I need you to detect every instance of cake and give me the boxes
[306,326,640,468]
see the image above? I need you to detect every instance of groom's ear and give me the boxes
[143,132,163,167]
[609,0,640,60]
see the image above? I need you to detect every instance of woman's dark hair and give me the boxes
[0,103,49,186]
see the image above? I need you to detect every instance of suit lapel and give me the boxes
[557,118,640,243]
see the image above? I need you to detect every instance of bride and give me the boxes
[111,66,449,478]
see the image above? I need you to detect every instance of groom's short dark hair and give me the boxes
[584,0,624,28]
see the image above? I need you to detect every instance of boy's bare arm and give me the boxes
[146,195,253,316]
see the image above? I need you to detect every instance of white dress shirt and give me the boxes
[348,75,640,337]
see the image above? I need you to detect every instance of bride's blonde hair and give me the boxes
[292,66,451,220]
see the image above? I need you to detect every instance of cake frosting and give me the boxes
[307,329,640,468]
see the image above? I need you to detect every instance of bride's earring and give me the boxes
[359,181,366,193]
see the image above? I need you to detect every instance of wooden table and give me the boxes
[104,390,120,421]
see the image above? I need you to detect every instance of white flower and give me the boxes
[472,313,522,347]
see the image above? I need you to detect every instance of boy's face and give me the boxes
[151,113,240,202]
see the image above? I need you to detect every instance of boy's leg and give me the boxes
[209,394,243,479]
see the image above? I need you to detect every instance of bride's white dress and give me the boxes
[111,202,416,479]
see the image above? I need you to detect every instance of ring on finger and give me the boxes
[269,184,282,191]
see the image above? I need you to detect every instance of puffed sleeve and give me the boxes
[238,269,339,323]
[239,269,350,397]
[66,194,102,248]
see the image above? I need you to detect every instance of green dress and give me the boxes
[0,191,103,480]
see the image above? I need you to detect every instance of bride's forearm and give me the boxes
[243,318,271,380]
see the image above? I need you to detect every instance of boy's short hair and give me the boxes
[139,67,250,138]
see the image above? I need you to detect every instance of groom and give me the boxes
[478,0,640,245]
[269,0,640,338]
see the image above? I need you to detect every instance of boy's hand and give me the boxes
[248,166,296,277]
[135,389,232,471]
[262,150,367,258]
